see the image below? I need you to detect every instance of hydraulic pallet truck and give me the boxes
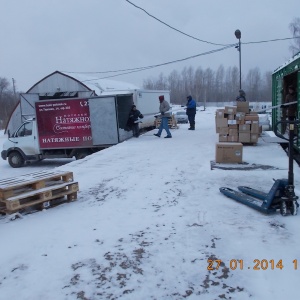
[220,120,299,216]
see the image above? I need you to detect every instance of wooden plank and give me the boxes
[0,171,73,200]
[0,182,79,213]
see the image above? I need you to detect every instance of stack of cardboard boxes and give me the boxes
[215,102,261,164]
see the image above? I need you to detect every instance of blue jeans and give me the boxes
[157,117,172,136]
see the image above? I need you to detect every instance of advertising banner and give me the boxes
[35,99,93,149]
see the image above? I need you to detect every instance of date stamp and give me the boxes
[207,259,298,270]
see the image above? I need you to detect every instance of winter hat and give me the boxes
[159,95,164,101]
[187,95,192,100]
[132,105,136,109]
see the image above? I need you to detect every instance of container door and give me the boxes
[88,97,119,145]
[6,93,39,136]
[20,93,39,121]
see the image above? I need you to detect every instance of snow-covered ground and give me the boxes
[0,107,299,300]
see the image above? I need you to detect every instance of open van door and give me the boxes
[89,97,119,145]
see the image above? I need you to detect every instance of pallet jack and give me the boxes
[220,120,299,216]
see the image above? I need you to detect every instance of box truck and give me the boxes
[2,91,170,167]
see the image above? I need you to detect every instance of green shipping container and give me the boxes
[272,52,300,149]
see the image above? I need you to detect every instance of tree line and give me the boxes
[143,65,272,105]
[143,17,300,106]
[0,78,19,130]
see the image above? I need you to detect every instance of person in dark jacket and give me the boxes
[236,89,246,102]
[186,95,196,130]
[281,85,297,120]
[126,105,143,137]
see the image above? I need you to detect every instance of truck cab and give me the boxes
[1,119,40,168]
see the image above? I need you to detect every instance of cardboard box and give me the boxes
[251,121,259,133]
[215,117,228,133]
[251,133,258,143]
[239,124,251,132]
[215,117,228,128]
[219,134,228,142]
[224,106,237,115]
[228,128,238,135]
[239,132,251,143]
[237,102,249,113]
[215,109,225,118]
[227,135,238,142]
[245,115,259,122]
[228,124,238,129]
[218,127,229,135]
[215,142,243,163]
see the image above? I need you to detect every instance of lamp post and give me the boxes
[234,29,242,90]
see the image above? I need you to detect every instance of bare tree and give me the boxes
[194,66,204,104]
[155,73,168,90]
[168,70,182,104]
[215,65,225,102]
[0,77,19,129]
[203,68,214,102]
[289,17,300,55]
[245,68,262,103]
[0,77,10,98]
[143,65,271,106]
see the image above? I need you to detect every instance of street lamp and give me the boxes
[234,29,242,90]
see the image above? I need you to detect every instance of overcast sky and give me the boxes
[0,0,299,92]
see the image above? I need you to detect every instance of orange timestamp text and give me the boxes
[207,259,298,270]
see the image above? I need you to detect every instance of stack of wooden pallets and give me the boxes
[155,115,178,129]
[0,170,79,214]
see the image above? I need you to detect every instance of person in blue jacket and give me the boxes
[186,95,196,130]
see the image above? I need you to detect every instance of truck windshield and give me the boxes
[16,122,33,137]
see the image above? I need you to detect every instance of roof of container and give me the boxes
[272,51,300,74]
[27,71,140,95]
[61,72,140,95]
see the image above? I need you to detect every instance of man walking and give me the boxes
[186,95,196,130]
[154,95,172,138]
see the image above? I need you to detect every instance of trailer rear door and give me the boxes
[89,97,119,145]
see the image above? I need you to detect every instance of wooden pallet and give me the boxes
[0,170,78,214]
[155,115,178,129]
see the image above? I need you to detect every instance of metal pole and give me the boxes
[239,38,242,90]
[234,29,242,90]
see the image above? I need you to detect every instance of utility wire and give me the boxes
[125,0,300,47]
[79,44,236,82]
[124,0,229,46]
[65,35,299,78]
[243,36,300,45]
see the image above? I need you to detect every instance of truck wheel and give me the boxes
[8,151,25,168]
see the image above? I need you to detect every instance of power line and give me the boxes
[124,0,229,46]
[243,36,300,45]
[68,44,236,82]
[66,35,299,79]
[125,0,300,47]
